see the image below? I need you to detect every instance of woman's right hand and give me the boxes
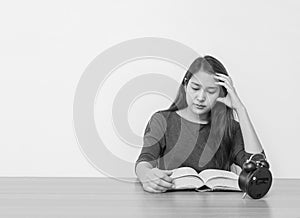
[140,168,175,193]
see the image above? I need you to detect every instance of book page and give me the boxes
[198,169,238,183]
[170,167,199,179]
[205,178,240,191]
[172,176,204,190]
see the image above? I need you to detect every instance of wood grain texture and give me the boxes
[0,177,299,217]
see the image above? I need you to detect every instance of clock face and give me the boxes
[247,168,273,199]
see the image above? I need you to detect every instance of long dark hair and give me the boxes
[161,56,235,170]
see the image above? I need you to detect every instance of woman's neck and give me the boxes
[179,108,209,124]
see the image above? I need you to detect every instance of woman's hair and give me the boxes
[162,56,235,170]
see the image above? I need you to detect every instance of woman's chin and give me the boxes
[192,107,208,114]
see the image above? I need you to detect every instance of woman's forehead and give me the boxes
[190,71,217,87]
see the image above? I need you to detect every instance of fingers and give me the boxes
[153,170,174,184]
[215,73,233,82]
[143,180,169,192]
[214,73,233,87]
[149,182,169,192]
[215,81,231,91]
[214,75,230,86]
[154,177,174,189]
[164,170,174,175]
[143,185,162,193]
[142,168,176,193]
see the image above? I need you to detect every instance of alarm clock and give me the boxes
[238,153,273,199]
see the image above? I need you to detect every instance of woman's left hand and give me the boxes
[214,73,244,111]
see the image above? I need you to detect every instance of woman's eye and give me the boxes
[191,87,216,94]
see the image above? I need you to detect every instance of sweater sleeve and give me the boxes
[231,120,266,168]
[135,112,167,170]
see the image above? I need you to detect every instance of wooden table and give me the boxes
[0,177,299,217]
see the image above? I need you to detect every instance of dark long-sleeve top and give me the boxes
[135,110,265,173]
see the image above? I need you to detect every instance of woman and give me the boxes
[135,56,266,193]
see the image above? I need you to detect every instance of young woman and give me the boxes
[135,56,266,193]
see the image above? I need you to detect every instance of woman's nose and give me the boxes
[196,90,206,102]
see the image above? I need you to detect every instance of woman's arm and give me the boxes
[135,112,174,192]
[214,73,264,154]
[235,105,264,153]
[231,118,266,168]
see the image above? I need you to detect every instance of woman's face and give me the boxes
[185,71,220,115]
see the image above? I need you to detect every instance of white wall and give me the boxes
[0,0,299,178]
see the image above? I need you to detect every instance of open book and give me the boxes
[169,167,242,192]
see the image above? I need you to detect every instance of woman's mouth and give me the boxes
[194,104,206,109]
